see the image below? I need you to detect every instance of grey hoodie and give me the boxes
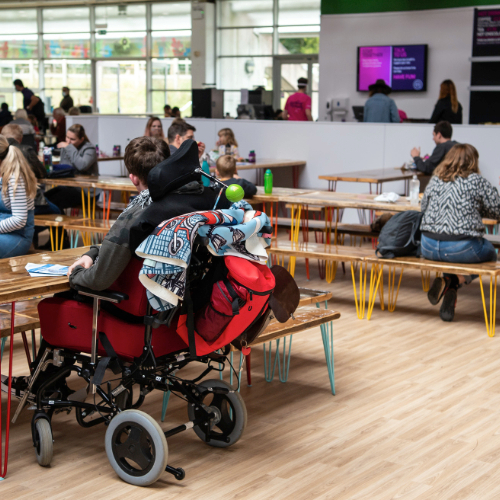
[60,141,98,175]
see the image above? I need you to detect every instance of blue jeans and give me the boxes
[421,234,497,281]
[0,210,35,258]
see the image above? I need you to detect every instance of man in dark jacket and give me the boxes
[68,138,229,291]
[410,121,458,175]
[60,87,74,113]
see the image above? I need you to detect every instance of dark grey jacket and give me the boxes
[414,140,458,175]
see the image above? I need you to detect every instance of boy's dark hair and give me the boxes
[297,77,308,88]
[434,121,453,139]
[1,103,8,111]
[164,104,171,111]
[124,136,170,184]
[216,155,236,178]
[13,79,23,87]
[167,118,189,143]
[186,121,196,132]
[172,106,180,113]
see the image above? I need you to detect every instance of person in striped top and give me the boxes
[0,134,37,258]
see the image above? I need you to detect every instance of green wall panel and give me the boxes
[321,1,500,15]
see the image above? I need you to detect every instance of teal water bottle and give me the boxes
[264,169,273,194]
[201,159,211,187]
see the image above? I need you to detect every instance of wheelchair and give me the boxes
[14,241,273,486]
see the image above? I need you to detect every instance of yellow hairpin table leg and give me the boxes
[49,227,55,252]
[421,270,431,292]
[287,204,302,277]
[80,188,89,246]
[387,266,404,312]
[366,263,384,320]
[351,261,367,319]
[378,267,385,311]
[479,275,497,337]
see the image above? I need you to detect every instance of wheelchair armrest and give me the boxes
[73,285,129,304]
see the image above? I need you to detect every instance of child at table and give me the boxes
[216,155,257,198]
[0,134,37,258]
[216,128,239,157]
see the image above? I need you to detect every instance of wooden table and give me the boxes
[319,168,429,195]
[51,156,125,165]
[252,187,418,213]
[0,247,84,479]
[235,159,306,187]
[40,176,135,221]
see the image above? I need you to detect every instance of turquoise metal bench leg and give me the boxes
[276,336,293,383]
[317,301,335,395]
[0,337,6,361]
[263,341,279,382]
[161,390,171,422]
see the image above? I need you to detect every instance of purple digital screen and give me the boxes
[358,45,427,92]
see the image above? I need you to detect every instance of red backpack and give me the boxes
[176,256,275,356]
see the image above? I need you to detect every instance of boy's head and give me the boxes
[216,154,236,179]
[124,136,170,190]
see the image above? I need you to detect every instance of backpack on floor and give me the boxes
[375,210,424,259]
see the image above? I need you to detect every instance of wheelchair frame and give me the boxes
[13,283,246,485]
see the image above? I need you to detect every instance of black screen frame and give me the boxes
[357,44,428,92]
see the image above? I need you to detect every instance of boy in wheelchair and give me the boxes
[9,138,297,487]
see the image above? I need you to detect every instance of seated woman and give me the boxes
[0,134,37,258]
[421,143,500,321]
[216,127,239,156]
[144,117,166,142]
[44,124,98,211]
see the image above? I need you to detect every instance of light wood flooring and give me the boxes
[2,256,500,499]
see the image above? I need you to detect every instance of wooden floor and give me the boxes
[2,255,500,499]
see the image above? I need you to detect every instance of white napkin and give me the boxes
[374,192,400,203]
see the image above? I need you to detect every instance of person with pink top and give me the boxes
[283,77,313,121]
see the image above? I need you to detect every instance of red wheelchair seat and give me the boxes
[38,297,187,362]
[38,258,187,362]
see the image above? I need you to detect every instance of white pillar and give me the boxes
[191,1,215,89]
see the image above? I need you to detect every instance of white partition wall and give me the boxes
[66,116,500,195]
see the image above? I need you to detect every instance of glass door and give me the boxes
[274,55,319,120]
[96,60,146,114]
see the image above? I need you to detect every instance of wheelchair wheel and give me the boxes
[105,410,168,486]
[187,379,247,448]
[33,418,53,467]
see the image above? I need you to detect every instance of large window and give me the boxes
[217,0,320,118]
[0,3,192,115]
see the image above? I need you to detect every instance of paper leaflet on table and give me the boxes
[25,263,69,277]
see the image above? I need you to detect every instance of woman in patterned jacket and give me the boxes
[421,143,500,321]
[0,134,37,257]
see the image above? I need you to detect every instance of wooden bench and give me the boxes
[268,241,500,336]
[34,215,89,251]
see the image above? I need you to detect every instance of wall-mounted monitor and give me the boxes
[357,44,428,92]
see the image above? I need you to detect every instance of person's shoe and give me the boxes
[0,374,30,398]
[440,287,457,322]
[428,277,449,305]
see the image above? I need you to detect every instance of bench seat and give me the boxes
[268,241,500,335]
